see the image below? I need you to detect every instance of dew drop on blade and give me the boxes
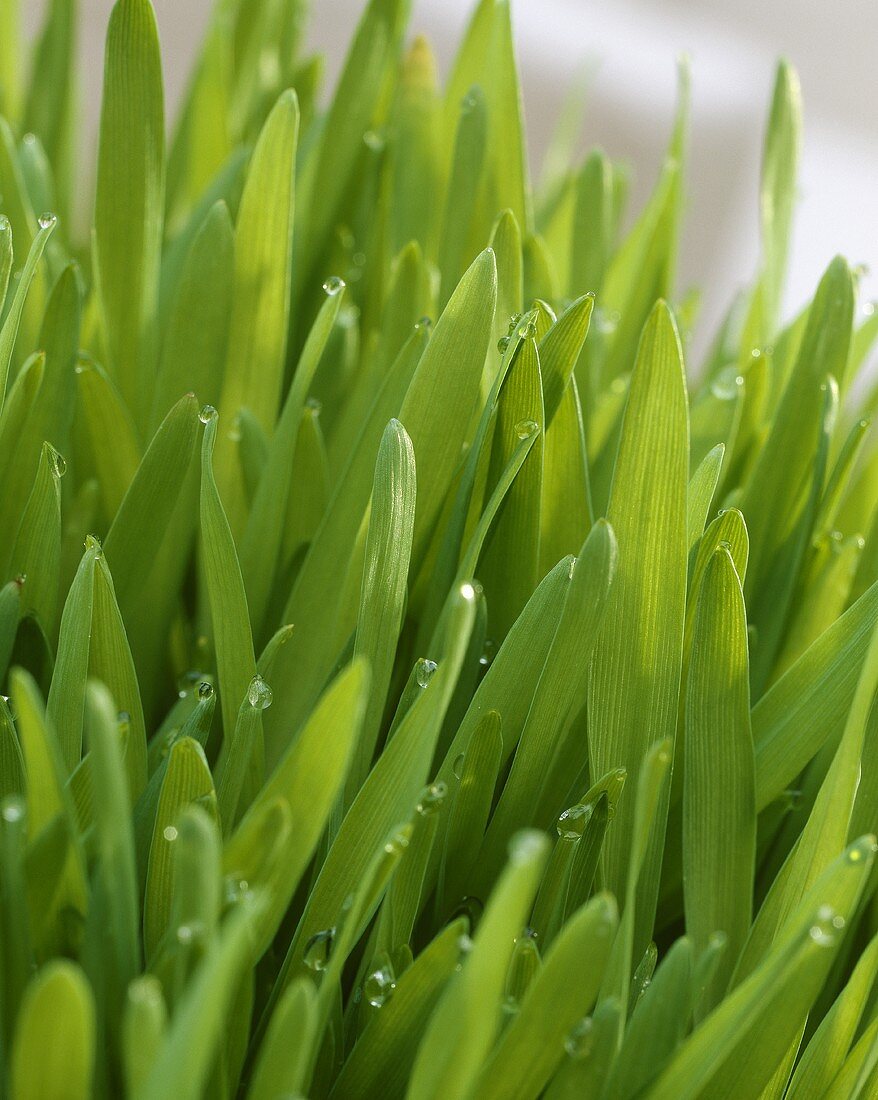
[247,675,273,710]
[322,275,345,296]
[303,928,336,971]
[416,658,437,689]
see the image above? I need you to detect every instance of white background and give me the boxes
[24,0,878,359]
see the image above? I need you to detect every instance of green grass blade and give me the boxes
[0,214,55,409]
[136,895,266,1100]
[476,894,617,1100]
[10,961,94,1100]
[329,921,465,1099]
[89,556,148,795]
[151,202,234,429]
[647,838,875,1100]
[540,377,592,574]
[225,659,368,959]
[142,737,217,958]
[348,420,416,795]
[787,932,878,1100]
[46,539,99,771]
[481,519,617,876]
[248,978,316,1100]
[11,442,63,628]
[215,89,298,531]
[588,301,688,946]
[83,680,141,1012]
[93,0,165,429]
[407,831,549,1100]
[198,409,257,745]
[239,283,344,638]
[683,547,755,1009]
[605,935,694,1098]
[753,577,878,810]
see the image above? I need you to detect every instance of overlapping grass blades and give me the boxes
[0,0,876,1096]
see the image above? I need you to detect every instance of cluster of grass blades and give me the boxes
[0,0,878,1096]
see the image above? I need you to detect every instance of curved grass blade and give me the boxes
[10,961,94,1100]
[406,831,549,1100]
[475,894,618,1100]
[11,441,63,628]
[329,921,465,1100]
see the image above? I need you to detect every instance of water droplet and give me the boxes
[197,681,214,701]
[416,658,437,689]
[199,404,218,424]
[363,955,396,1007]
[778,788,802,817]
[177,669,204,698]
[479,638,496,669]
[452,896,484,930]
[460,581,480,601]
[0,215,9,231]
[497,335,510,354]
[557,803,591,839]
[416,781,447,816]
[163,825,178,842]
[711,369,744,401]
[46,444,67,478]
[610,375,628,396]
[306,396,322,416]
[1,796,25,824]
[38,212,57,231]
[507,313,522,334]
[809,905,839,947]
[304,928,335,971]
[14,574,25,587]
[247,675,273,711]
[565,1016,594,1059]
[85,534,103,559]
[521,319,537,340]
[363,130,384,151]
[223,877,252,906]
[323,275,345,296]
[453,753,466,779]
[502,994,520,1018]
[864,301,876,317]
[176,920,206,946]
[595,308,619,336]
[847,839,873,863]
[416,316,432,333]
[384,826,411,855]
[515,418,538,440]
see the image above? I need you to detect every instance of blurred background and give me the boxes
[24,0,878,355]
